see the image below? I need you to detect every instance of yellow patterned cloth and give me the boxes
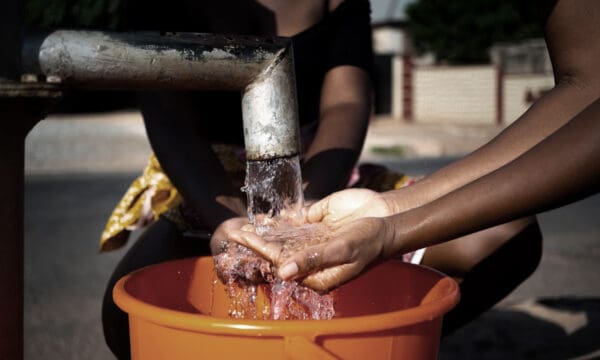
[99,154,182,252]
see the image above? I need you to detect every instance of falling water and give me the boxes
[213,154,336,320]
[242,155,304,232]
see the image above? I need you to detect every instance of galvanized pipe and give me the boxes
[24,30,300,160]
[25,31,281,90]
[241,47,300,160]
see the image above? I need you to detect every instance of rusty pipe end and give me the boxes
[241,42,300,160]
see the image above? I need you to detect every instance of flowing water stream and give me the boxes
[242,155,304,231]
[213,154,336,320]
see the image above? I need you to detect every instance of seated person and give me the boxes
[100,1,542,358]
[225,0,600,340]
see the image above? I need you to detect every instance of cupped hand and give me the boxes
[305,188,394,224]
[210,216,250,255]
[228,207,395,292]
[225,189,397,291]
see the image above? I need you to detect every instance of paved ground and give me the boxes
[23,113,600,359]
[25,112,151,175]
[25,112,503,175]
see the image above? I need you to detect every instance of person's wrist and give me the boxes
[385,178,436,214]
[379,215,397,260]
[381,192,399,217]
[379,207,426,260]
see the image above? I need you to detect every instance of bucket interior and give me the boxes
[116,256,459,359]
[121,256,454,319]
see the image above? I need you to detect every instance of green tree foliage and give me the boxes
[406,0,545,64]
[25,0,123,29]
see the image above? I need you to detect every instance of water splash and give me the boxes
[213,154,336,320]
[242,155,303,232]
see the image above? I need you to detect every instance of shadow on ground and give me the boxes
[441,297,600,360]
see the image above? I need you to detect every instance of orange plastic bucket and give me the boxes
[114,256,459,359]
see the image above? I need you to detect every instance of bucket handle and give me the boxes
[284,335,338,359]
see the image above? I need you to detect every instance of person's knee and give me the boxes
[102,268,132,359]
[516,216,543,279]
[100,217,212,358]
[423,217,542,278]
[494,216,543,285]
[100,218,174,360]
[440,218,543,336]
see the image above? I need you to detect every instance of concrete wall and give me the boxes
[378,57,556,126]
[413,65,498,125]
[391,56,404,118]
[503,74,554,124]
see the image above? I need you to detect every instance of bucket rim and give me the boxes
[113,257,460,338]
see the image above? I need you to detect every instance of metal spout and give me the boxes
[242,45,299,160]
[23,30,301,160]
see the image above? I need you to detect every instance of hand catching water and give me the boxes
[210,217,250,256]
[227,189,397,291]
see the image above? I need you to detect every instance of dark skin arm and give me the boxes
[299,0,373,200]
[385,0,600,213]
[255,96,600,291]
[387,97,600,256]
[302,65,372,200]
[226,0,600,291]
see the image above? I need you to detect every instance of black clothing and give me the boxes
[124,0,373,144]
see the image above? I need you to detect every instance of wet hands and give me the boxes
[227,189,396,292]
[210,217,250,256]
[306,188,394,223]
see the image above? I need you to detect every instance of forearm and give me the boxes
[385,97,600,257]
[386,0,600,213]
[302,104,369,199]
[302,66,371,199]
[386,79,599,213]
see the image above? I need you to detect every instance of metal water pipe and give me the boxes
[24,30,301,160]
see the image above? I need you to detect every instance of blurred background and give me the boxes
[24,0,600,359]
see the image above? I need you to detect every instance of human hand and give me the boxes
[227,188,396,291]
[305,188,394,224]
[228,216,392,292]
[210,217,250,256]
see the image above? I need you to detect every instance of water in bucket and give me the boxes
[114,256,460,359]
[215,154,337,320]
